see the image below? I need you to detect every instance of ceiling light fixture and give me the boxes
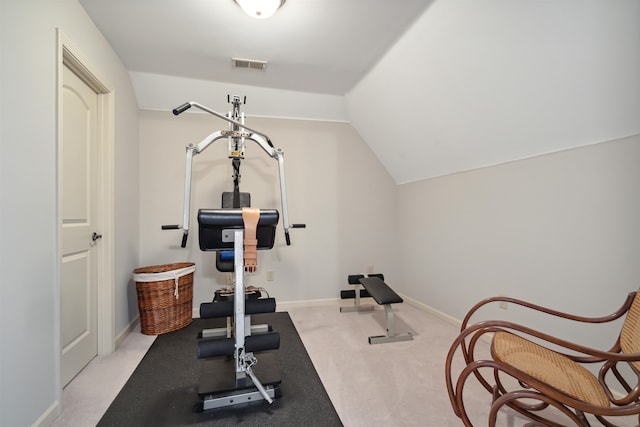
[234,0,285,19]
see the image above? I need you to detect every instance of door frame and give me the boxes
[56,29,115,381]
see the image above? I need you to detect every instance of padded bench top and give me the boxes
[358,277,403,305]
[198,208,279,227]
[197,208,279,251]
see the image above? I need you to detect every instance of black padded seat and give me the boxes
[358,277,403,305]
[352,276,412,344]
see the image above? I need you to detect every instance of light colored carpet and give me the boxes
[289,301,638,427]
[288,301,495,427]
[52,325,156,427]
[52,299,638,426]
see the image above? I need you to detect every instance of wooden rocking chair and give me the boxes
[445,289,640,426]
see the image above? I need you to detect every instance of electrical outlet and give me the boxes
[266,271,274,281]
[367,265,374,274]
[498,295,508,310]
[225,273,233,286]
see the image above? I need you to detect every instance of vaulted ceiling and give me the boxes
[79,0,430,95]
[80,0,640,184]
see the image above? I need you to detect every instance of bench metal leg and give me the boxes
[202,385,278,411]
[340,284,374,312]
[368,304,413,345]
[340,305,374,313]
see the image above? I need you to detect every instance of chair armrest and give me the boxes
[460,292,636,333]
[467,320,640,363]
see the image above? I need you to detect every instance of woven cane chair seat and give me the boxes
[492,331,610,407]
[446,288,640,426]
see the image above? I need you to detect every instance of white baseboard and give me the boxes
[277,297,341,311]
[399,293,499,346]
[115,315,140,349]
[190,295,457,321]
[399,293,463,328]
[188,294,462,326]
[32,399,60,427]
[190,295,458,319]
[192,297,341,318]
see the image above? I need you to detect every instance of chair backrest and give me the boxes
[620,289,640,370]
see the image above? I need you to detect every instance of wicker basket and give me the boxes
[133,262,195,335]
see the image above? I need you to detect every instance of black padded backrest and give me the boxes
[198,209,279,251]
[221,191,251,208]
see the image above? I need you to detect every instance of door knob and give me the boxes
[92,232,103,242]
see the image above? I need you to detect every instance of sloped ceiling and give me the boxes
[346,0,640,183]
[80,0,640,184]
[79,0,431,95]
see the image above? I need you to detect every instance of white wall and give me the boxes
[398,134,640,347]
[138,110,398,307]
[130,72,349,123]
[347,0,640,184]
[0,1,140,425]
[1,1,637,424]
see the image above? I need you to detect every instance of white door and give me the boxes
[60,64,100,386]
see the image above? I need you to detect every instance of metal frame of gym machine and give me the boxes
[164,96,304,410]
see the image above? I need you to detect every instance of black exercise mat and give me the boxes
[98,312,343,427]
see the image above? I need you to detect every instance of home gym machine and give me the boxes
[163,96,304,411]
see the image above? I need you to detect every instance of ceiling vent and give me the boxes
[232,58,267,71]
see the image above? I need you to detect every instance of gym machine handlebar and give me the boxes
[162,98,304,247]
[172,100,273,147]
[160,224,188,248]
[285,224,306,246]
[161,225,180,229]
[172,102,191,115]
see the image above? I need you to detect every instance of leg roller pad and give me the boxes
[198,337,235,358]
[340,289,371,299]
[200,297,276,319]
[198,332,280,359]
[340,274,373,312]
